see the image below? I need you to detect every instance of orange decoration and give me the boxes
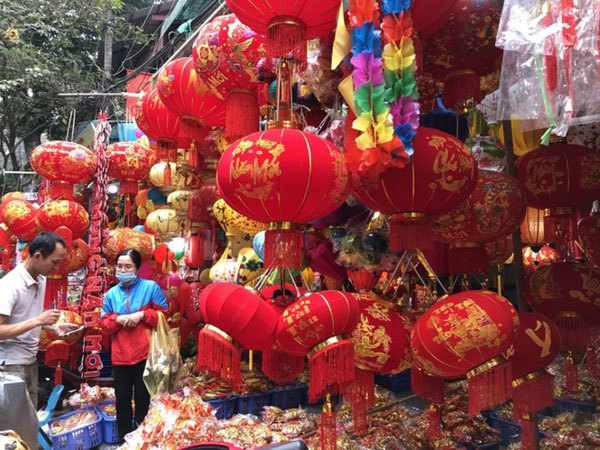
[0,223,12,270]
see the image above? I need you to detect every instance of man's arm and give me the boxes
[0,310,61,340]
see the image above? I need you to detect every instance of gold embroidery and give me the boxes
[525,320,552,358]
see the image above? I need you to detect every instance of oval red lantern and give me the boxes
[188,184,216,231]
[36,200,89,248]
[197,283,279,389]
[185,233,204,269]
[432,170,526,274]
[522,245,558,276]
[411,290,519,416]
[105,228,154,263]
[30,141,97,200]
[516,143,600,243]
[0,199,39,241]
[157,57,225,148]
[225,0,338,62]
[107,142,157,194]
[276,290,360,402]
[351,127,477,252]
[578,212,600,267]
[193,15,265,141]
[217,128,350,268]
[184,281,205,329]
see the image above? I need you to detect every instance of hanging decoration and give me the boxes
[105,227,154,263]
[0,199,39,241]
[106,142,156,195]
[577,210,600,267]
[36,200,90,249]
[522,245,558,276]
[44,239,89,309]
[520,206,547,248]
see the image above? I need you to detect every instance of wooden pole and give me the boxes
[502,120,529,312]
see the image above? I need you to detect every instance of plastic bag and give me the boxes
[143,312,183,398]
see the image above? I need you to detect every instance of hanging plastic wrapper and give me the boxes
[496,0,600,139]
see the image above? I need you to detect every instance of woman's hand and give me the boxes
[127,311,145,327]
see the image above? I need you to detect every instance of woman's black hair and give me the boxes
[116,248,142,270]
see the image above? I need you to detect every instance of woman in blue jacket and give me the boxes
[100,249,168,443]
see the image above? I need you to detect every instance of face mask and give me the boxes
[116,272,137,285]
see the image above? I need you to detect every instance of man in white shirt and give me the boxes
[0,232,75,409]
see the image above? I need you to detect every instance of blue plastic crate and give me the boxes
[97,400,118,444]
[209,397,237,420]
[49,406,103,450]
[269,385,307,410]
[236,393,271,415]
[552,397,597,415]
[99,351,112,378]
[488,412,522,446]
[374,370,411,393]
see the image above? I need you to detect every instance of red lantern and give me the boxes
[522,245,558,276]
[520,206,547,247]
[507,312,560,449]
[411,290,519,416]
[153,243,176,274]
[185,233,204,269]
[578,212,600,267]
[432,170,526,274]
[30,141,97,200]
[107,142,157,195]
[516,143,600,244]
[134,89,181,161]
[351,128,477,252]
[184,281,205,329]
[188,184,217,230]
[45,340,71,385]
[0,199,39,241]
[347,269,377,293]
[45,239,89,309]
[225,0,339,62]
[105,228,154,263]
[217,128,349,269]
[197,283,279,389]
[0,224,12,270]
[485,235,513,267]
[276,290,360,402]
[36,200,89,248]
[411,0,458,39]
[192,15,265,141]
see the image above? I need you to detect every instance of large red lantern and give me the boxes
[30,141,97,200]
[522,245,558,276]
[197,283,279,390]
[36,200,89,248]
[516,143,600,243]
[276,290,360,402]
[45,239,89,309]
[225,0,338,62]
[432,170,526,274]
[107,142,157,195]
[411,290,519,416]
[217,128,349,269]
[134,88,181,161]
[156,57,225,149]
[411,0,458,39]
[506,312,560,449]
[578,212,600,267]
[351,127,477,252]
[105,228,154,263]
[0,199,39,241]
[193,15,265,141]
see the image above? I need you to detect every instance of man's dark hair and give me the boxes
[117,248,142,270]
[28,232,66,258]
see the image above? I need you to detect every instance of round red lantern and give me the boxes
[134,88,181,161]
[520,206,547,248]
[516,143,600,242]
[351,127,477,252]
[225,0,339,62]
[276,290,360,402]
[184,281,205,329]
[45,239,89,309]
[411,290,519,416]
[157,57,225,149]
[0,223,11,270]
[197,283,278,389]
[0,199,39,241]
[217,128,350,269]
[578,212,600,267]
[30,141,97,200]
[522,245,558,276]
[36,200,89,248]
[105,228,154,263]
[193,15,265,141]
[1,192,24,204]
[432,170,526,274]
[107,142,157,194]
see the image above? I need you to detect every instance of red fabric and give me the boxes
[133,88,181,148]
[126,70,152,118]
[411,290,519,378]
[578,213,600,267]
[411,0,456,39]
[305,236,346,280]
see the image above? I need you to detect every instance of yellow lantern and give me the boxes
[213,198,266,237]
[145,208,190,237]
[149,162,199,192]
[520,206,546,247]
[167,190,194,215]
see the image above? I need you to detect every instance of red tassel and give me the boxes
[124,195,132,215]
[442,70,482,112]
[411,367,445,404]
[262,346,305,384]
[448,243,488,274]
[555,312,589,352]
[179,117,206,148]
[197,326,242,391]
[158,141,178,162]
[265,228,304,269]
[586,345,600,377]
[543,208,577,245]
[45,340,70,385]
[308,338,355,403]
[225,90,259,141]
[45,277,68,309]
[267,16,307,63]
[543,5,558,92]
[565,351,579,392]
[49,181,74,200]
[119,181,139,195]
[428,404,442,440]
[389,213,433,252]
[520,413,538,450]
[512,371,555,420]
[467,357,511,417]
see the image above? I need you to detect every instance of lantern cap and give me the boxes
[466,355,506,379]
[512,369,548,389]
[307,335,347,358]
